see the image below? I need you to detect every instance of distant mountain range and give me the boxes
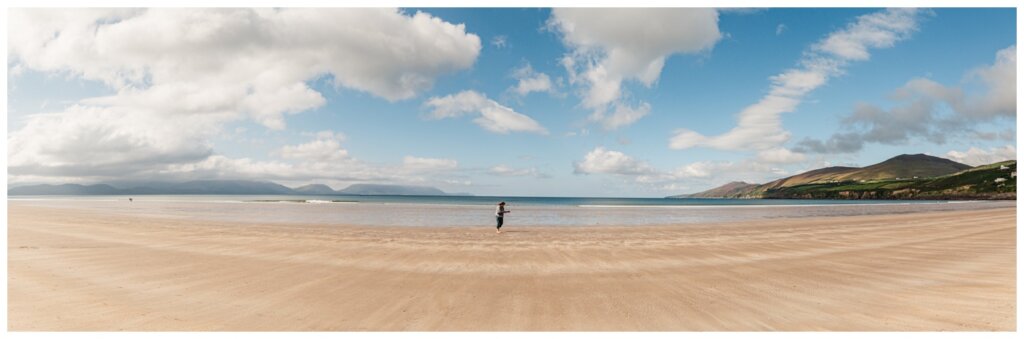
[670,154,1015,200]
[8,180,464,196]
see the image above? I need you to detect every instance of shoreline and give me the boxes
[6,198,1013,228]
[4,199,1016,231]
[8,202,1017,330]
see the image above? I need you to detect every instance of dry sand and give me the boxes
[7,202,1016,331]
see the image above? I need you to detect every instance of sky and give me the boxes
[5,7,1018,197]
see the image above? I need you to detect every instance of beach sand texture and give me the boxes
[7,203,1016,331]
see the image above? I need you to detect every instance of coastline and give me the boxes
[8,202,1017,331]
[6,197,1013,227]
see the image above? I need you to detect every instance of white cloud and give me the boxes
[571,147,794,194]
[776,24,787,35]
[163,155,304,181]
[508,64,554,97]
[550,8,721,129]
[424,90,548,134]
[403,156,458,171]
[277,133,349,162]
[133,135,464,187]
[945,145,1016,166]
[132,131,380,184]
[757,147,807,164]
[667,160,789,182]
[966,45,1016,119]
[592,102,651,131]
[7,105,215,179]
[797,45,1017,154]
[661,160,791,188]
[670,162,714,179]
[10,9,480,106]
[8,8,482,184]
[815,9,922,61]
[573,147,656,175]
[670,9,923,151]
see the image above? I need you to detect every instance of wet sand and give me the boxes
[7,202,1016,331]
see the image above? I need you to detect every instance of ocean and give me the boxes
[8,195,1014,227]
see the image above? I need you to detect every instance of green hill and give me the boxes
[670,181,758,198]
[759,154,970,189]
[835,154,972,181]
[762,160,1015,200]
[670,154,1012,200]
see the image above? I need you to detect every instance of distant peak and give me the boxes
[888,153,939,161]
[881,153,970,166]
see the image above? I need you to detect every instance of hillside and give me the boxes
[292,184,338,195]
[670,154,1008,200]
[672,181,758,198]
[762,160,1016,200]
[758,154,970,191]
[832,154,971,181]
[758,166,859,191]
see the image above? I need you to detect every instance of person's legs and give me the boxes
[496,216,503,233]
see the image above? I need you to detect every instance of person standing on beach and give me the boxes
[495,201,510,233]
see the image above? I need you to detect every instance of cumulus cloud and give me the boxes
[796,45,1017,154]
[7,105,215,179]
[638,159,793,195]
[964,46,1017,119]
[671,8,923,151]
[670,162,715,179]
[275,131,349,162]
[163,155,301,181]
[65,132,381,184]
[8,8,482,183]
[10,9,480,105]
[591,102,651,131]
[945,145,1016,166]
[142,135,463,187]
[573,147,656,175]
[508,63,554,97]
[661,160,792,194]
[424,90,548,134]
[666,160,789,183]
[757,147,807,164]
[573,147,791,194]
[550,8,721,129]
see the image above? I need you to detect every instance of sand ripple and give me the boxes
[8,202,1016,331]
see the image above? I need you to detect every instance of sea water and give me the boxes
[8,195,1015,227]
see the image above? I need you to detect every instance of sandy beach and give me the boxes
[7,202,1016,331]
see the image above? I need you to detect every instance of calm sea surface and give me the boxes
[9,195,1015,227]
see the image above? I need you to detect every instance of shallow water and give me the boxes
[9,195,1015,227]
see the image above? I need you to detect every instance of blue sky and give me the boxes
[6,8,1017,197]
